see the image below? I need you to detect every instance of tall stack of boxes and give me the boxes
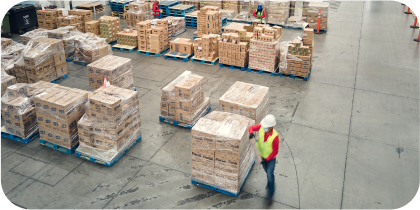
[36,9,63,30]
[249,25,282,72]
[117,29,138,47]
[163,16,186,37]
[1,73,17,96]
[99,16,121,43]
[160,71,210,125]
[59,15,84,32]
[137,20,169,53]
[193,34,220,61]
[137,20,151,52]
[281,36,312,77]
[34,85,91,149]
[307,2,328,30]
[85,21,100,36]
[219,81,269,124]
[125,1,153,29]
[87,55,134,91]
[20,29,49,45]
[1,40,26,77]
[196,6,223,37]
[191,111,255,193]
[77,85,141,155]
[169,38,193,55]
[47,26,82,60]
[68,9,94,32]
[219,33,249,68]
[73,33,112,64]
[267,0,290,25]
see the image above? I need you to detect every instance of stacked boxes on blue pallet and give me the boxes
[160,71,210,125]
[125,1,153,29]
[219,33,249,69]
[34,83,93,149]
[99,16,121,43]
[47,26,84,61]
[111,0,134,13]
[73,33,112,64]
[249,25,282,73]
[169,4,195,17]
[1,71,17,97]
[76,85,141,165]
[195,6,223,38]
[1,38,25,80]
[267,0,290,26]
[159,1,180,18]
[86,55,134,91]
[137,20,169,53]
[163,16,186,37]
[191,111,256,195]
[193,34,220,62]
[307,2,328,31]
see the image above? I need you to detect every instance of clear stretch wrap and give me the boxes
[285,16,308,29]
[164,16,186,36]
[306,1,328,30]
[1,70,17,96]
[278,38,312,77]
[191,111,256,193]
[47,26,83,59]
[73,32,112,63]
[267,0,290,25]
[14,37,68,84]
[76,85,141,160]
[193,34,220,61]
[233,11,250,22]
[219,81,269,124]
[249,38,281,72]
[19,29,50,45]
[87,55,134,91]
[220,9,238,20]
[1,40,26,77]
[1,81,52,138]
[34,85,92,148]
[126,2,153,29]
[160,71,210,124]
[219,33,250,67]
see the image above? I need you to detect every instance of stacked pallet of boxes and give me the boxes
[137,21,169,53]
[164,16,186,37]
[68,9,94,32]
[220,9,238,20]
[279,35,312,77]
[307,2,328,31]
[169,38,193,55]
[267,0,290,25]
[195,6,222,37]
[20,29,49,45]
[1,71,17,96]
[219,81,269,124]
[1,81,51,138]
[14,37,68,83]
[73,33,112,64]
[86,55,134,91]
[249,25,282,72]
[193,34,220,61]
[117,28,138,47]
[36,9,63,30]
[223,22,253,43]
[160,71,210,125]
[57,15,84,32]
[125,1,153,29]
[47,26,83,60]
[219,33,249,68]
[99,16,121,43]
[76,85,141,162]
[85,21,100,36]
[34,84,92,149]
[1,39,26,77]
[191,111,255,193]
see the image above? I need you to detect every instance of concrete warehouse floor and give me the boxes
[2,1,419,209]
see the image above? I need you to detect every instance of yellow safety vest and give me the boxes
[256,126,279,159]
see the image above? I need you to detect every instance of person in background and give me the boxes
[253,4,266,23]
[69,0,73,10]
[249,114,279,204]
[152,1,162,19]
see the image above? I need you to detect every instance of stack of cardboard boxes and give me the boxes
[87,55,134,91]
[219,81,269,124]
[20,29,49,45]
[58,15,84,32]
[222,1,239,12]
[73,33,112,64]
[137,20,169,53]
[99,16,121,43]
[220,9,238,20]
[196,6,223,37]
[307,2,328,30]
[85,21,100,36]
[169,38,193,55]
[77,85,141,156]
[191,111,255,193]
[281,35,312,77]
[193,34,220,61]
[1,38,12,47]
[267,0,290,25]
[249,25,282,72]
[117,28,138,47]
[219,33,249,68]
[160,71,210,124]
[47,26,83,59]
[34,84,91,149]
[1,39,26,77]
[36,9,63,30]
[125,1,153,29]
[1,72,17,96]
[223,22,253,43]
[68,9,94,32]
[164,16,186,37]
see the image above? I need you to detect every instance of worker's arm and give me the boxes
[249,124,262,134]
[153,5,159,12]
[265,136,279,161]
[253,9,258,17]
[260,10,266,18]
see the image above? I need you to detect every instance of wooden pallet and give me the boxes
[159,105,211,129]
[164,52,194,61]
[137,47,170,57]
[247,67,279,76]
[191,57,219,65]
[50,74,68,83]
[112,44,137,52]
[1,126,39,144]
[278,68,312,81]
[219,63,248,71]
[40,139,78,155]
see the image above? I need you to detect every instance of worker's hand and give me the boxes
[249,133,255,139]
[260,158,267,164]
[160,9,163,13]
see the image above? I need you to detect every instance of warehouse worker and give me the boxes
[249,114,279,202]
[253,4,266,23]
[152,1,162,18]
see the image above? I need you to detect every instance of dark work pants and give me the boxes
[262,158,276,197]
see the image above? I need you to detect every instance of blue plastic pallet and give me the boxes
[247,67,278,76]
[191,57,219,65]
[112,45,137,53]
[164,52,193,62]
[159,1,179,9]
[108,40,117,45]
[1,129,39,144]
[75,135,142,167]
[137,47,170,57]
[278,68,312,81]
[73,60,89,66]
[219,63,248,71]
[314,29,327,33]
[40,139,78,155]
[228,19,251,24]
[172,28,187,37]
[50,73,68,83]
[191,161,255,197]
[66,57,73,62]
[159,105,211,129]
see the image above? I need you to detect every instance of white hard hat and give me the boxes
[261,114,276,128]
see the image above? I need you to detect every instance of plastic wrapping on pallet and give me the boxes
[249,25,282,72]
[220,9,238,20]
[19,28,49,45]
[232,11,250,22]
[1,40,26,77]
[267,0,290,25]
[191,111,256,193]
[285,16,308,29]
[161,71,210,124]
[219,81,269,124]
[33,84,92,148]
[306,1,328,30]
[99,16,121,43]
[193,34,220,61]
[87,55,134,91]
[278,34,313,77]
[126,2,153,29]
[48,26,84,59]
[218,33,250,67]
[73,32,112,63]
[163,16,186,36]
[76,85,141,159]
[1,81,52,138]
[1,70,17,96]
